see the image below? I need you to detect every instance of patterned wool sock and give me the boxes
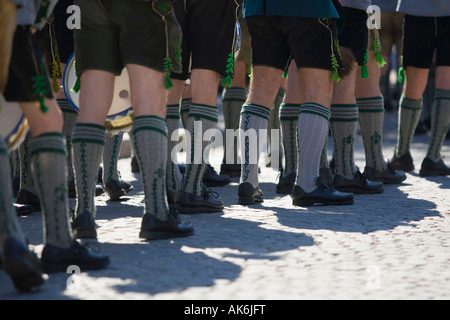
[279,103,301,177]
[166,104,183,193]
[239,103,271,188]
[58,98,78,182]
[222,87,247,164]
[330,104,359,179]
[268,88,285,163]
[395,96,422,157]
[179,98,191,129]
[72,123,105,218]
[426,89,450,162]
[296,103,331,192]
[29,133,73,249]
[102,132,123,183]
[19,133,37,194]
[131,116,169,220]
[357,96,387,171]
[0,138,26,247]
[183,103,219,196]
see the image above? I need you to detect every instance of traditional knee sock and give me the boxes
[166,104,183,193]
[102,132,123,183]
[357,96,387,171]
[179,98,191,129]
[29,133,73,249]
[222,87,247,164]
[72,123,105,218]
[296,103,331,192]
[395,96,422,157]
[58,98,78,182]
[279,103,301,176]
[330,104,359,179]
[239,103,271,188]
[426,89,450,162]
[0,138,26,247]
[19,133,37,194]
[131,116,169,220]
[183,104,219,196]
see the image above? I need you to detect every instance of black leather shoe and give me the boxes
[16,189,41,212]
[333,170,384,194]
[95,184,105,196]
[203,164,231,187]
[139,208,194,240]
[104,179,127,201]
[179,186,224,214]
[292,178,354,207]
[41,241,110,273]
[72,211,97,239]
[14,203,34,216]
[363,166,407,184]
[2,238,45,291]
[389,152,415,172]
[121,180,134,194]
[276,172,296,194]
[238,182,264,205]
[220,163,241,177]
[419,157,450,176]
[131,156,140,173]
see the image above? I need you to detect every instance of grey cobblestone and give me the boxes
[1,111,449,300]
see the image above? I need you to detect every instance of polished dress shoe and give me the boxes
[203,164,231,187]
[238,182,264,205]
[220,163,241,177]
[292,178,354,207]
[419,157,450,176]
[179,186,224,214]
[389,152,415,172]
[333,170,384,194]
[276,172,296,194]
[16,189,41,212]
[104,179,126,201]
[2,238,44,291]
[41,241,110,273]
[121,180,134,193]
[139,209,194,240]
[363,166,407,184]
[71,211,97,239]
[14,203,33,216]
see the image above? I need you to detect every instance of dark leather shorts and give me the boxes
[338,7,369,66]
[403,15,450,68]
[246,15,343,72]
[4,27,53,102]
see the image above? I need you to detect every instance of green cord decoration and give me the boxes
[163,57,174,90]
[32,75,49,113]
[331,53,341,82]
[51,60,61,93]
[221,52,235,88]
[361,48,369,79]
[373,39,386,67]
[71,60,80,93]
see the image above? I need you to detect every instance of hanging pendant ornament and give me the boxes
[33,75,49,113]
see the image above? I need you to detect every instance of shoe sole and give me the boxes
[238,196,264,205]
[4,258,44,291]
[139,229,194,240]
[293,198,354,207]
[419,168,450,176]
[334,186,384,195]
[42,258,110,274]
[178,206,224,214]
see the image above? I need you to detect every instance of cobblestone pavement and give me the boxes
[1,110,449,300]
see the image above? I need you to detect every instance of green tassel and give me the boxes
[397,66,405,83]
[163,57,174,90]
[282,71,288,78]
[330,53,340,82]
[72,77,80,93]
[373,40,386,67]
[51,61,61,93]
[32,75,49,113]
[221,53,235,88]
[361,64,369,79]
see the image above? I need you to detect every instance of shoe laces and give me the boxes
[201,184,220,199]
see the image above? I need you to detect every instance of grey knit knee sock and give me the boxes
[103,132,123,183]
[239,103,271,188]
[29,133,73,248]
[131,116,169,220]
[280,103,301,177]
[296,103,331,192]
[426,89,450,162]
[395,96,422,157]
[19,133,37,194]
[72,123,106,218]
[0,138,26,246]
[58,98,78,181]
[166,104,183,193]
